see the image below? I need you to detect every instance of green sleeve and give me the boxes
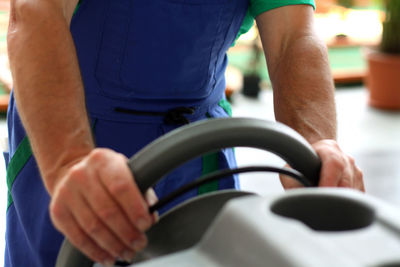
[232,0,315,46]
[250,0,315,18]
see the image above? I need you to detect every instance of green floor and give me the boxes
[328,46,366,71]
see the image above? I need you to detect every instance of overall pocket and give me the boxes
[95,0,228,101]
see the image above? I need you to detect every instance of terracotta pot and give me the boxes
[0,94,9,113]
[365,48,400,110]
[354,0,371,7]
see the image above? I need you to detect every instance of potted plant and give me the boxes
[366,0,400,109]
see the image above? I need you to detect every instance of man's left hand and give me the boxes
[280,140,365,191]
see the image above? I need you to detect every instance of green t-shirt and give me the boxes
[235,0,315,44]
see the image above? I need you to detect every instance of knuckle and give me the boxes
[88,149,107,164]
[49,201,65,223]
[49,186,71,219]
[57,182,71,199]
[331,141,341,150]
[339,177,352,188]
[68,165,87,183]
[347,155,356,165]
[97,207,119,221]
[318,139,337,148]
[339,168,355,188]
[108,179,131,196]
[327,155,346,170]
[116,152,128,162]
[86,218,103,236]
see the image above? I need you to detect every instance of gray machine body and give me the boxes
[55,118,400,267]
[113,188,400,267]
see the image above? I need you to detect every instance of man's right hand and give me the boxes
[9,1,157,265]
[49,148,156,266]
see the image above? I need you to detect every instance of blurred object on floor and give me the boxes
[242,34,262,98]
[242,74,261,99]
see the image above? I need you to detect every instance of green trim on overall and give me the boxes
[73,0,82,16]
[198,99,233,195]
[6,119,98,211]
[6,137,32,211]
[6,0,84,210]
[198,152,219,194]
[218,99,233,117]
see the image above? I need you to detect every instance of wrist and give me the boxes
[42,146,93,196]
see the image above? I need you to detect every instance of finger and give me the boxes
[337,161,353,188]
[313,141,344,187]
[82,169,147,257]
[65,184,130,260]
[354,165,365,192]
[348,156,365,192]
[91,150,153,233]
[318,156,343,187]
[338,156,365,192]
[65,160,138,260]
[49,199,114,265]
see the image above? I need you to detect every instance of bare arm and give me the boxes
[256,5,364,190]
[8,0,153,264]
[256,5,336,142]
[9,0,90,194]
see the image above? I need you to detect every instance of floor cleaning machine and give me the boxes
[55,118,400,267]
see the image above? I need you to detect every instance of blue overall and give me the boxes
[4,0,249,266]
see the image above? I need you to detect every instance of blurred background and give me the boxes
[0,0,399,266]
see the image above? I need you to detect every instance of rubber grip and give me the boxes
[128,118,321,194]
